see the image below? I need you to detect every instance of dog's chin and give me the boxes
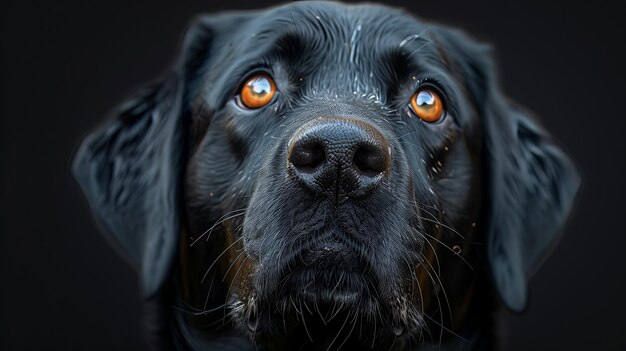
[243,285,418,350]
[240,253,423,349]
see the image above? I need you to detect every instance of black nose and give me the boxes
[287,116,391,204]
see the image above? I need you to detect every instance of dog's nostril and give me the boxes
[289,141,325,173]
[353,145,388,177]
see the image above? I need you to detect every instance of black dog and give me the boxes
[72,2,580,350]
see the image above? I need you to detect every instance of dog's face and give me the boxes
[183,4,482,348]
[73,2,580,350]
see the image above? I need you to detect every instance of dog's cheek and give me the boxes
[366,146,427,294]
[182,118,263,277]
[239,177,289,297]
[433,135,481,224]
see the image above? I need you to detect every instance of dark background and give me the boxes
[1,0,624,350]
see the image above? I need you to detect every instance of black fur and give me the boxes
[72,2,580,350]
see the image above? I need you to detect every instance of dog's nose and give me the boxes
[287,116,391,204]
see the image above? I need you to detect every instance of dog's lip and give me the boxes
[299,240,360,267]
[301,284,361,304]
[290,267,367,304]
[282,247,377,299]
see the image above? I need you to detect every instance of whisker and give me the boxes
[337,311,359,351]
[200,236,244,284]
[171,300,227,316]
[413,205,466,240]
[226,256,248,300]
[423,259,454,347]
[422,313,470,344]
[299,299,314,343]
[421,231,443,278]
[424,268,444,348]
[421,232,474,271]
[203,267,218,311]
[189,208,246,247]
[326,309,352,351]
[222,249,247,282]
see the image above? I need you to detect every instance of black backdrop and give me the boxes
[1,0,624,350]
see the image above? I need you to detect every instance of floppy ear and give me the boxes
[72,60,185,298]
[71,14,244,298]
[431,27,581,311]
[484,97,580,312]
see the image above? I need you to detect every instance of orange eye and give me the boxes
[410,88,444,123]
[240,74,276,109]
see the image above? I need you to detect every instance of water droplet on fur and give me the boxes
[393,326,404,336]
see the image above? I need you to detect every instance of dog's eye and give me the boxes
[240,74,276,109]
[409,88,444,123]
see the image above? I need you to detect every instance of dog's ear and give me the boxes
[72,70,182,298]
[431,27,581,311]
[483,96,581,312]
[71,14,250,298]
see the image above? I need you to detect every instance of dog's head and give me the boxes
[72,2,580,349]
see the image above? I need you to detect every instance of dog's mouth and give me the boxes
[282,241,374,304]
